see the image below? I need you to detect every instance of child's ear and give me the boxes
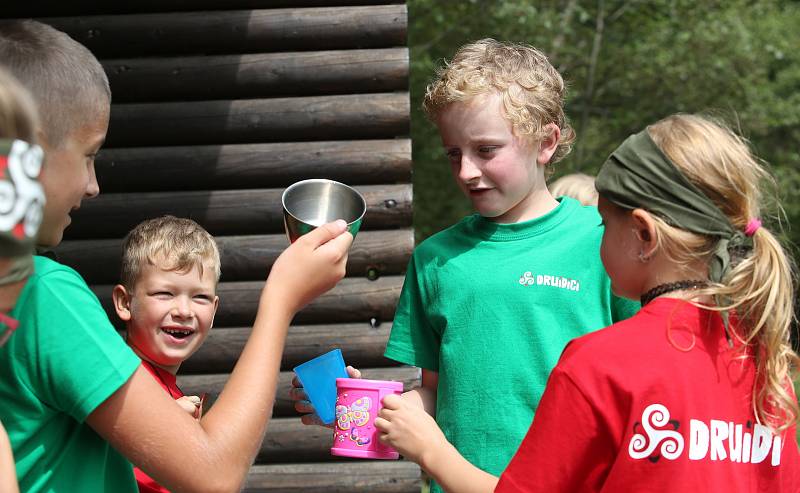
[631,209,658,260]
[535,123,561,166]
[112,284,133,322]
[210,296,220,329]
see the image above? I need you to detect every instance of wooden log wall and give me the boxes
[5,1,416,490]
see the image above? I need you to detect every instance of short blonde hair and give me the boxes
[549,173,598,206]
[647,114,798,431]
[0,20,110,148]
[0,66,38,143]
[423,38,575,165]
[120,216,221,289]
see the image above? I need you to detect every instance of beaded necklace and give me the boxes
[640,280,707,306]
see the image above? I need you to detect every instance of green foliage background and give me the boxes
[408,0,800,256]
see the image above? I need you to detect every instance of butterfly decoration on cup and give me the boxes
[336,396,371,430]
[348,427,370,446]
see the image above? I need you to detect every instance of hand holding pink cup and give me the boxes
[331,378,403,459]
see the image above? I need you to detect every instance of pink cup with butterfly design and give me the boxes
[331,378,403,459]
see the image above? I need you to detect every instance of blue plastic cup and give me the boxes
[293,348,349,424]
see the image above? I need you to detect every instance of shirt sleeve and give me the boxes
[495,366,614,493]
[383,252,440,371]
[21,264,141,422]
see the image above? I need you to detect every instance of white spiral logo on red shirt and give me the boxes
[628,403,684,460]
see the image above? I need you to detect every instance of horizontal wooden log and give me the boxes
[244,461,420,493]
[179,366,420,416]
[6,1,403,17]
[42,6,407,57]
[94,139,411,192]
[183,322,399,374]
[94,275,403,328]
[57,229,412,284]
[122,321,399,375]
[104,48,408,102]
[63,184,412,239]
[105,93,409,147]
[255,415,438,462]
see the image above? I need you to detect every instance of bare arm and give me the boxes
[422,442,498,493]
[379,370,498,493]
[376,393,497,493]
[400,368,438,415]
[0,420,19,493]
[87,222,352,493]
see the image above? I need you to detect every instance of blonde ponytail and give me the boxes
[720,227,798,430]
[647,114,799,431]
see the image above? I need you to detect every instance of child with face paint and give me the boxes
[0,67,46,493]
[377,114,800,493]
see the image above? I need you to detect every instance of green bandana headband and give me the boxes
[0,138,45,285]
[595,130,750,284]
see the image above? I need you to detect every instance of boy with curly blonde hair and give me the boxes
[372,39,639,492]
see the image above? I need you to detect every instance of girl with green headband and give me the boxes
[0,67,46,493]
[495,114,800,492]
[376,114,800,492]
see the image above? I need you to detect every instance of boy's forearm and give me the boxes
[402,368,438,415]
[199,294,294,475]
[423,440,498,493]
[402,386,437,415]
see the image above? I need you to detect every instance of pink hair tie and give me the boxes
[744,218,762,237]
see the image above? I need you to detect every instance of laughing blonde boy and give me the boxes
[112,216,220,493]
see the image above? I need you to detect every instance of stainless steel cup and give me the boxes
[281,179,367,243]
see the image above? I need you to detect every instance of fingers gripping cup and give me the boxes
[293,349,349,425]
[282,179,367,243]
[331,378,403,460]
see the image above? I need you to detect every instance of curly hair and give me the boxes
[423,38,575,165]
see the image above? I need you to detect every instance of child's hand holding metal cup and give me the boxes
[282,179,367,244]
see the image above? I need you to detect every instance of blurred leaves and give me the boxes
[408,0,800,256]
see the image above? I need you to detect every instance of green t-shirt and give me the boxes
[384,198,639,491]
[0,256,140,492]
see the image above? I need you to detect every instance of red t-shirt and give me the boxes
[134,361,184,493]
[496,297,800,493]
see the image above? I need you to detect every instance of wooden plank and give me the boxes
[183,322,399,374]
[5,1,403,17]
[244,461,420,493]
[94,139,411,192]
[105,93,409,147]
[63,184,412,239]
[104,48,408,102]
[93,275,403,328]
[57,229,413,284]
[255,416,438,462]
[179,366,420,416]
[41,5,407,57]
